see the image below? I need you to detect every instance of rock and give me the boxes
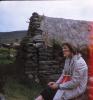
[16,12,64,84]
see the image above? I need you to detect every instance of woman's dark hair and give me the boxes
[62,42,78,55]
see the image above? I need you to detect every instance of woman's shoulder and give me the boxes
[73,54,88,69]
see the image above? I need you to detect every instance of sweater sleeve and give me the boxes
[59,58,88,90]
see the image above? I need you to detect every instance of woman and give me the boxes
[35,42,88,100]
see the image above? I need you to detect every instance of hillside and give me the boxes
[0,30,27,43]
[40,16,91,47]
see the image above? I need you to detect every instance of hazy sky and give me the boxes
[0,0,93,32]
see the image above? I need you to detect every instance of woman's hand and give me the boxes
[48,82,58,90]
[48,82,55,86]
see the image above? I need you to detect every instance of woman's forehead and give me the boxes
[62,45,69,48]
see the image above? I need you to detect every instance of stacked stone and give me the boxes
[15,37,29,79]
[16,12,64,84]
[25,41,38,75]
[38,46,59,84]
[15,12,42,81]
[24,12,43,80]
[27,12,42,36]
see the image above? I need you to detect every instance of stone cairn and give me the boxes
[16,12,64,85]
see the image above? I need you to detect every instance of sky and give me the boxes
[0,0,93,32]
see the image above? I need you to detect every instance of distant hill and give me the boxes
[0,30,27,43]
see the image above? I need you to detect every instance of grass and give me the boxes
[0,48,16,64]
[0,47,44,100]
[4,78,43,100]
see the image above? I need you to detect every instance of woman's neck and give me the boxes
[66,53,74,59]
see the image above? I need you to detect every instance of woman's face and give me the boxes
[62,45,72,57]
